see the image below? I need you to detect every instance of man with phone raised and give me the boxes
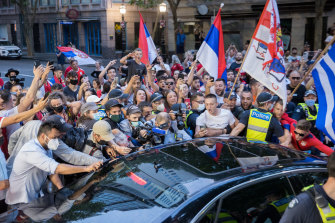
[120,48,147,84]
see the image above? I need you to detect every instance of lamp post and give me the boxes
[159,2,167,57]
[120,4,126,52]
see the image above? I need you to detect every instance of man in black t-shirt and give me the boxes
[120,48,147,83]
[287,70,306,106]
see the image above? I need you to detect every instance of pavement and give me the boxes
[0,57,100,87]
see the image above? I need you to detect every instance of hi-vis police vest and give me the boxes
[206,212,238,223]
[303,185,335,222]
[246,109,272,142]
[269,195,294,215]
[298,103,319,121]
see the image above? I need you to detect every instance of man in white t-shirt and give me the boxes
[195,94,237,138]
[206,78,225,104]
[153,56,171,75]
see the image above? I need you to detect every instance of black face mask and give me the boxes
[53,105,64,113]
[10,76,16,82]
[70,79,78,85]
[0,136,4,147]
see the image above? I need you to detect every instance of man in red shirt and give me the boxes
[64,59,85,80]
[288,119,333,156]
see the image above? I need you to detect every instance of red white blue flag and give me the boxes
[138,12,158,64]
[56,46,95,65]
[242,0,287,107]
[196,8,226,81]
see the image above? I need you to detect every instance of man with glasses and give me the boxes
[165,77,175,91]
[287,119,333,156]
[286,70,306,105]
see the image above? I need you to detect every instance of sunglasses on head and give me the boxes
[294,130,306,137]
[166,82,174,86]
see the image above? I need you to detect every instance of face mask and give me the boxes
[197,103,205,112]
[53,105,64,113]
[10,76,16,81]
[70,79,78,85]
[47,138,60,150]
[131,121,140,127]
[109,114,122,123]
[93,112,101,121]
[157,103,165,112]
[0,136,4,147]
[305,99,315,107]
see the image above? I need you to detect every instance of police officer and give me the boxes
[230,92,286,144]
[292,90,320,137]
[280,153,335,223]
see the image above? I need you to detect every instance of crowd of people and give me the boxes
[0,36,334,220]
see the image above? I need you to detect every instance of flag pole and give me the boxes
[228,40,253,99]
[290,35,335,97]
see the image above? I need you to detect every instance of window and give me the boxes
[198,176,295,223]
[61,0,69,5]
[287,171,328,194]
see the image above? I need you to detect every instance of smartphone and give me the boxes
[178,73,184,80]
[114,77,119,84]
[34,60,41,68]
[210,77,215,82]
[48,61,54,66]
[43,92,50,100]
[184,98,191,110]
[200,125,206,130]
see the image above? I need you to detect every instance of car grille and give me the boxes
[8,50,19,53]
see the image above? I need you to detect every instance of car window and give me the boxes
[198,176,294,223]
[287,171,328,194]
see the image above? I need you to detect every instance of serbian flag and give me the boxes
[138,12,158,64]
[196,8,226,81]
[57,46,96,65]
[242,0,287,107]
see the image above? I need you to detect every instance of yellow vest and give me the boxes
[207,212,238,223]
[246,109,272,142]
[298,103,319,121]
[269,196,293,215]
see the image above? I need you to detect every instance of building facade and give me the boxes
[166,0,335,55]
[0,0,163,58]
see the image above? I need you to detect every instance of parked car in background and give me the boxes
[0,137,328,223]
[0,40,22,59]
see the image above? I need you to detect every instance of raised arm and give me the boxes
[98,60,116,84]
[18,65,44,113]
[1,97,47,128]
[120,52,134,65]
[186,61,197,86]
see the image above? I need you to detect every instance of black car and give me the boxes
[0,137,328,223]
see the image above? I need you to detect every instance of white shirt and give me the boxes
[0,106,20,138]
[153,64,171,72]
[6,139,59,205]
[209,86,224,104]
[196,109,235,129]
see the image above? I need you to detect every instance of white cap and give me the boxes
[86,95,101,103]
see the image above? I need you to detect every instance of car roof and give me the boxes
[1,137,326,222]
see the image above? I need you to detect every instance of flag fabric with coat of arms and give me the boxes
[196,8,227,81]
[242,0,287,107]
[312,44,335,143]
[57,46,96,65]
[138,12,158,64]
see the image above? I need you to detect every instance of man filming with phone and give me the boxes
[120,48,147,84]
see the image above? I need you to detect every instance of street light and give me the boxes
[120,4,127,52]
[159,2,167,57]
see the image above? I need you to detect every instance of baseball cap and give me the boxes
[86,95,101,103]
[150,92,163,103]
[224,92,237,100]
[304,90,317,97]
[256,92,274,104]
[126,105,141,115]
[108,89,129,100]
[80,102,99,114]
[105,99,123,111]
[44,115,72,133]
[93,120,115,141]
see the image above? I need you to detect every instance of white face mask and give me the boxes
[197,103,205,112]
[157,103,165,112]
[47,138,60,150]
